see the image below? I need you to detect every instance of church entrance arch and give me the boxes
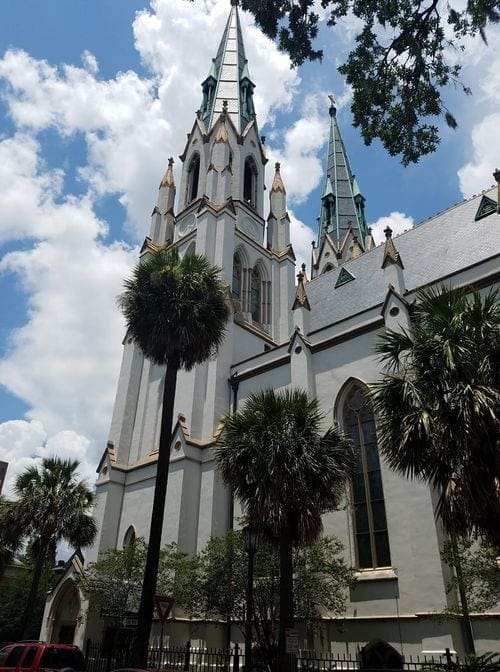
[49,579,81,645]
[360,640,403,670]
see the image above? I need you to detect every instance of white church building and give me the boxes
[41,2,500,657]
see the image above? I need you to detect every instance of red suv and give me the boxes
[0,642,85,672]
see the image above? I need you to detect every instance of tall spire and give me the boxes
[318,97,368,250]
[199,3,256,134]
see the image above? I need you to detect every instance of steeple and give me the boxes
[199,2,255,134]
[318,97,368,251]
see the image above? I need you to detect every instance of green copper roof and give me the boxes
[318,101,368,249]
[200,4,256,134]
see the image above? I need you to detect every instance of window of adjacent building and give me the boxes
[187,153,200,204]
[243,157,257,207]
[343,386,391,569]
[232,254,242,302]
[250,268,261,322]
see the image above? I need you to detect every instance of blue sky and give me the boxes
[0,0,498,493]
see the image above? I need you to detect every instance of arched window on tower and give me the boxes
[243,157,257,208]
[232,254,242,303]
[250,267,261,322]
[187,153,200,204]
[342,385,391,569]
[123,525,136,549]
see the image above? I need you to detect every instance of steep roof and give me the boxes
[199,2,255,134]
[307,188,499,332]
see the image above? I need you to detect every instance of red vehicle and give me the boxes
[0,642,85,672]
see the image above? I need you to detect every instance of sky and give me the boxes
[0,0,499,498]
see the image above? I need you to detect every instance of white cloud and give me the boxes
[0,0,306,483]
[455,24,500,197]
[289,210,316,272]
[0,420,96,498]
[267,94,329,204]
[369,211,415,245]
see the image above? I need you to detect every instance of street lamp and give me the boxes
[243,525,259,672]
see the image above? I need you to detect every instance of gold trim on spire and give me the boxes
[381,226,404,269]
[271,162,286,193]
[160,157,175,188]
[292,269,311,311]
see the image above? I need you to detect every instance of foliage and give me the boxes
[372,285,500,544]
[441,537,500,615]
[119,248,230,370]
[82,539,197,623]
[0,553,56,641]
[219,0,500,164]
[187,529,354,659]
[215,389,355,545]
[426,653,500,672]
[215,388,354,663]
[12,456,97,634]
[0,495,23,579]
[119,249,229,665]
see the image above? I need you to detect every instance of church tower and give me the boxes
[87,1,296,572]
[311,98,374,278]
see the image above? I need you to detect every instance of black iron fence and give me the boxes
[84,640,454,672]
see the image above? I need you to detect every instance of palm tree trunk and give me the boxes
[133,359,179,667]
[21,552,46,637]
[450,535,475,654]
[278,524,294,672]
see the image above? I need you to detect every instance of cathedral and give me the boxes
[41,2,500,657]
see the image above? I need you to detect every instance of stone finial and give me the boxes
[292,270,311,311]
[351,234,363,259]
[160,157,175,188]
[494,168,500,214]
[271,162,286,193]
[381,227,404,269]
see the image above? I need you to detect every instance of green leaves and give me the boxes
[231,0,499,163]
[119,249,229,370]
[215,389,355,545]
[373,285,500,542]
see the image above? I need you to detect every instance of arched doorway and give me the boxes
[50,580,81,645]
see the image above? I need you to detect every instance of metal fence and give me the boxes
[84,640,453,672]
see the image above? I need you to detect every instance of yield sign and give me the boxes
[154,595,175,624]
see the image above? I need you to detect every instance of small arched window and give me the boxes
[232,255,242,302]
[250,268,261,322]
[187,154,200,204]
[343,386,391,569]
[243,157,257,207]
[123,525,136,548]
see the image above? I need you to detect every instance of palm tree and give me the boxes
[372,284,499,543]
[13,456,97,636]
[0,495,23,579]
[214,389,355,669]
[119,248,229,665]
[372,284,500,654]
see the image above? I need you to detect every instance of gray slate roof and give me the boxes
[307,187,500,332]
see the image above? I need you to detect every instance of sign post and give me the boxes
[285,628,299,654]
[154,595,175,652]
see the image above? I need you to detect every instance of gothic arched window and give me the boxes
[232,254,242,302]
[243,157,257,207]
[123,525,136,548]
[187,153,200,204]
[250,267,261,322]
[343,386,391,569]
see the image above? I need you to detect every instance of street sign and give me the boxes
[285,628,299,654]
[154,595,175,624]
[122,612,139,629]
